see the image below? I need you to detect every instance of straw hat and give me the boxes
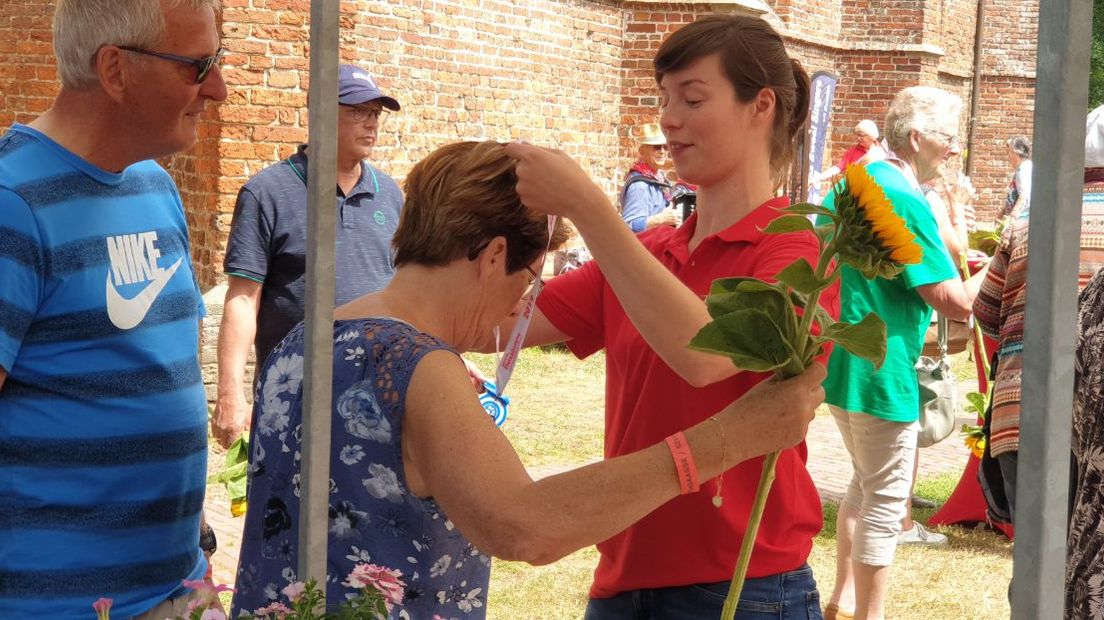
[636,122,667,146]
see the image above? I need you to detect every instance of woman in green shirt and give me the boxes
[822,87,989,620]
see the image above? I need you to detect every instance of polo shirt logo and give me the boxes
[373,210,386,225]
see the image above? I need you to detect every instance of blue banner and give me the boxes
[806,71,838,204]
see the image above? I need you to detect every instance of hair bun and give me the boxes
[789,58,811,138]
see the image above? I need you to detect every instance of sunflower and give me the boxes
[964,434,986,459]
[826,164,924,279]
[844,164,923,264]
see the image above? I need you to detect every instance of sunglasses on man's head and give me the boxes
[118,46,225,84]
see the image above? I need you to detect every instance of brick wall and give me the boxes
[206,0,625,288]
[970,0,1038,222]
[0,0,1040,277]
[0,0,57,129]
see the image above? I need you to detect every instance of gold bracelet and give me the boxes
[705,415,726,508]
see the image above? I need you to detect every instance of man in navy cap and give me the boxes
[212,63,404,447]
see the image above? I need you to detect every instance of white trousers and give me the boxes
[830,405,918,567]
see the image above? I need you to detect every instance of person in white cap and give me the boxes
[213,63,404,449]
[619,122,682,232]
[815,119,885,185]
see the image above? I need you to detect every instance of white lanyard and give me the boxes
[494,215,557,395]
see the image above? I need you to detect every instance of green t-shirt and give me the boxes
[819,160,957,421]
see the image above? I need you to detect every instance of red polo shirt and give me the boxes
[838,143,870,169]
[537,197,840,599]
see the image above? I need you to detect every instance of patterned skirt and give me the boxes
[1067,267,1104,619]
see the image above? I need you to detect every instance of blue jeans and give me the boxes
[583,564,823,620]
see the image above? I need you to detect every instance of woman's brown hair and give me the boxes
[393,141,568,273]
[654,15,810,186]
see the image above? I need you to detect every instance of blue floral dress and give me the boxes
[231,318,492,619]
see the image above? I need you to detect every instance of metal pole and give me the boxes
[1012,0,1092,617]
[299,0,339,585]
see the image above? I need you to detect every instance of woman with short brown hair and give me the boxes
[231,140,826,618]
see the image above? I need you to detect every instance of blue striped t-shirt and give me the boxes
[0,124,209,618]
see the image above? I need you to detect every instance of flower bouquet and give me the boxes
[687,165,923,619]
[91,564,404,620]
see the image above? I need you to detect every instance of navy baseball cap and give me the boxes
[337,64,400,111]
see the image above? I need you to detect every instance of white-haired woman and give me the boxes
[821,87,989,620]
[815,119,886,185]
[999,135,1033,222]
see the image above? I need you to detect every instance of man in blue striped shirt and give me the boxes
[0,0,227,617]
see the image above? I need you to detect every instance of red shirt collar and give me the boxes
[664,195,790,263]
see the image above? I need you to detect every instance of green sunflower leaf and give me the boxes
[761,215,815,235]
[706,277,799,342]
[817,313,888,369]
[708,276,783,296]
[689,308,796,373]
[965,391,989,419]
[780,202,837,219]
[776,258,830,295]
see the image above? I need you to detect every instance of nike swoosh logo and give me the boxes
[105,257,184,330]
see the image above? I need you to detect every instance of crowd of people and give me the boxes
[0,1,1101,619]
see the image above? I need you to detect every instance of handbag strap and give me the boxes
[936,312,949,360]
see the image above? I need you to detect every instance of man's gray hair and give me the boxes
[53,0,220,90]
[884,86,963,152]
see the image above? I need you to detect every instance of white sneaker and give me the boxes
[898,522,948,547]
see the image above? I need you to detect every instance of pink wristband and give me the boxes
[665,431,700,495]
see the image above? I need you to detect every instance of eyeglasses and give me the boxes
[651,144,668,151]
[118,46,224,84]
[341,104,388,124]
[922,130,961,150]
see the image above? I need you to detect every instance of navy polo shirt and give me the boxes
[224,145,403,368]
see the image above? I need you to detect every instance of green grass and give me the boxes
[475,348,1014,620]
[808,470,1012,620]
[487,548,597,619]
[470,346,604,617]
[464,347,605,469]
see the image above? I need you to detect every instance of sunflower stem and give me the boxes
[720,450,780,620]
[793,242,836,365]
[722,245,835,619]
[957,252,990,377]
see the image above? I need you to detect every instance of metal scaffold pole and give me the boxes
[299,0,339,586]
[1013,0,1093,617]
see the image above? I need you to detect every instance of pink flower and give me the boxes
[182,579,235,596]
[253,601,293,618]
[281,581,306,602]
[182,578,235,606]
[343,563,406,610]
[200,610,227,620]
[92,597,112,620]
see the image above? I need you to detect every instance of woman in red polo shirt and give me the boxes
[500,14,840,620]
